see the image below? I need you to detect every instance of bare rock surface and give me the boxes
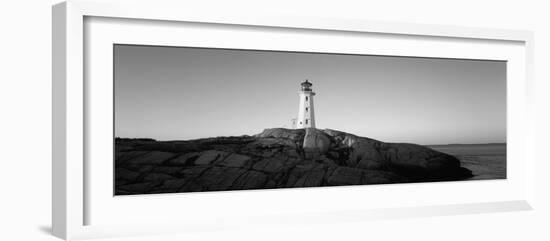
[303,128,331,154]
[327,166,363,185]
[194,150,226,165]
[125,151,176,165]
[216,153,251,168]
[115,128,472,195]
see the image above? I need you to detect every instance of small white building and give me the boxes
[295,80,316,129]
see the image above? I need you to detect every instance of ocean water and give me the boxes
[428,144,506,180]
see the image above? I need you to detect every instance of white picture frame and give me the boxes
[52,0,535,240]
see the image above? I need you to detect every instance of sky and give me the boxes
[114,44,506,145]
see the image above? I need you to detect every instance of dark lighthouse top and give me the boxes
[301,79,313,91]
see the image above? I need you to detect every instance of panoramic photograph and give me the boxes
[113,44,506,195]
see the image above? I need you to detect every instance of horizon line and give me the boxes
[114,135,506,147]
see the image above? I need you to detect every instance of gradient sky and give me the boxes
[114,44,506,145]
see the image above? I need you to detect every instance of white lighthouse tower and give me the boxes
[296,79,316,129]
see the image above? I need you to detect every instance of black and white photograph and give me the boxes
[114,44,506,195]
[5,0,550,240]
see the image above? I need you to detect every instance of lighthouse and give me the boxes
[295,79,316,129]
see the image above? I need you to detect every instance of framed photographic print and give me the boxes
[53,0,535,240]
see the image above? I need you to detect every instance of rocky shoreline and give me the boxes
[115,128,473,195]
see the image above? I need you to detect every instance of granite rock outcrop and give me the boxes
[115,128,472,195]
